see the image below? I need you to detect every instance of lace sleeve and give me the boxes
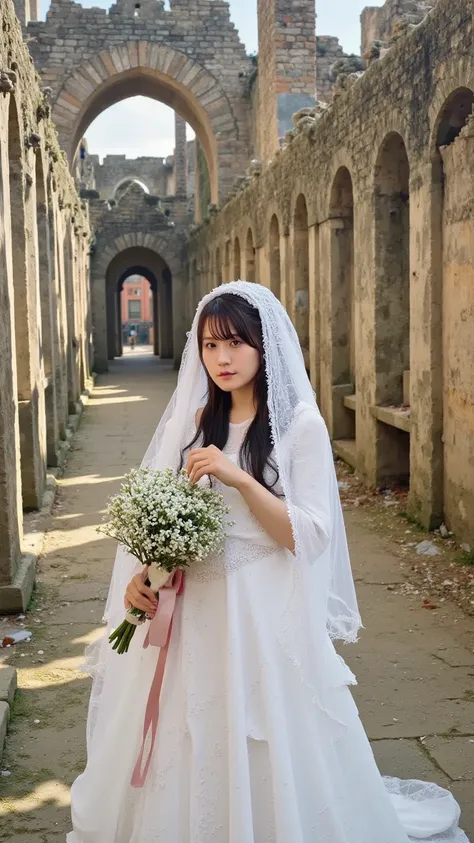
[287,405,333,561]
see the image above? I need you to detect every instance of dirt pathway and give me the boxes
[0,349,473,841]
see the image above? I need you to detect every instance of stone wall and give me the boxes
[188,0,474,545]
[316,36,347,103]
[361,0,437,57]
[256,0,316,163]
[0,0,91,612]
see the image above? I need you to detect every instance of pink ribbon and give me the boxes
[131,568,184,788]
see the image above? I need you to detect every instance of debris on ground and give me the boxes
[1,630,32,648]
[416,540,442,557]
[335,458,474,618]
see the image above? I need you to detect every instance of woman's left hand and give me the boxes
[187,445,246,488]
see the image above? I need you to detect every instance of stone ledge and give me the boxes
[0,554,36,615]
[343,393,356,412]
[333,437,357,468]
[0,666,17,706]
[370,404,411,433]
[0,701,8,763]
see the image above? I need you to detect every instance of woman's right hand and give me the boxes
[124,567,158,616]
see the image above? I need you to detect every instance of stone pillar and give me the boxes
[115,286,122,356]
[308,223,320,396]
[64,222,80,412]
[279,233,290,311]
[172,270,187,368]
[408,163,444,529]
[0,139,23,595]
[257,0,316,163]
[37,177,59,466]
[77,239,87,391]
[174,114,187,197]
[91,271,108,372]
[48,197,68,443]
[193,142,201,224]
[158,273,173,359]
[257,246,270,289]
[11,153,46,511]
[152,286,160,356]
[56,208,71,432]
[106,283,116,360]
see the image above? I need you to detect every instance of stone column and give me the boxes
[64,222,79,412]
[193,142,201,224]
[159,270,173,359]
[115,286,122,357]
[48,197,67,442]
[279,233,290,311]
[174,114,188,197]
[152,286,160,356]
[56,208,71,432]
[106,282,116,360]
[37,178,59,466]
[256,246,269,288]
[408,163,444,529]
[11,153,46,510]
[0,140,23,596]
[91,270,108,372]
[172,270,187,368]
[308,223,320,396]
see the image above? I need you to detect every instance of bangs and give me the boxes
[206,309,237,342]
[198,294,260,350]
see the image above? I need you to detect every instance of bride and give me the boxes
[68,281,468,843]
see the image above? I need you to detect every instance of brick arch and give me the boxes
[53,42,244,204]
[92,231,183,280]
[113,177,151,198]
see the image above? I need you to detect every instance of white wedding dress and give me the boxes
[68,416,467,843]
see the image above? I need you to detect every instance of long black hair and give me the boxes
[181,293,279,493]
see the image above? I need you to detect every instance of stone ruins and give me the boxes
[0,0,473,613]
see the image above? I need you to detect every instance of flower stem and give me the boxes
[109,619,137,654]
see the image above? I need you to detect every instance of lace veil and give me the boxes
[103,280,361,639]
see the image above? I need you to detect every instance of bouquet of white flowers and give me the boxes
[99,467,230,653]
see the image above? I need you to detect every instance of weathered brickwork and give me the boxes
[24,0,253,204]
[0,0,91,612]
[257,0,316,163]
[361,0,436,57]
[316,36,348,103]
[188,0,474,546]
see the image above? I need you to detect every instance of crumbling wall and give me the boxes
[0,0,90,611]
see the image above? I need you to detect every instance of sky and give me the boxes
[42,0,384,161]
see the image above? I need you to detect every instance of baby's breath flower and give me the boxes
[99,467,230,572]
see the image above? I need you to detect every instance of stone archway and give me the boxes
[43,41,250,205]
[106,250,172,363]
[91,232,184,371]
[117,264,163,359]
[114,177,150,200]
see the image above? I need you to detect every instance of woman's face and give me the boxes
[201,318,261,393]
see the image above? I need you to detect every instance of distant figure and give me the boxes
[129,328,137,350]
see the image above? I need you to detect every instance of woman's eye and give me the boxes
[230,340,241,347]
[205,342,216,349]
